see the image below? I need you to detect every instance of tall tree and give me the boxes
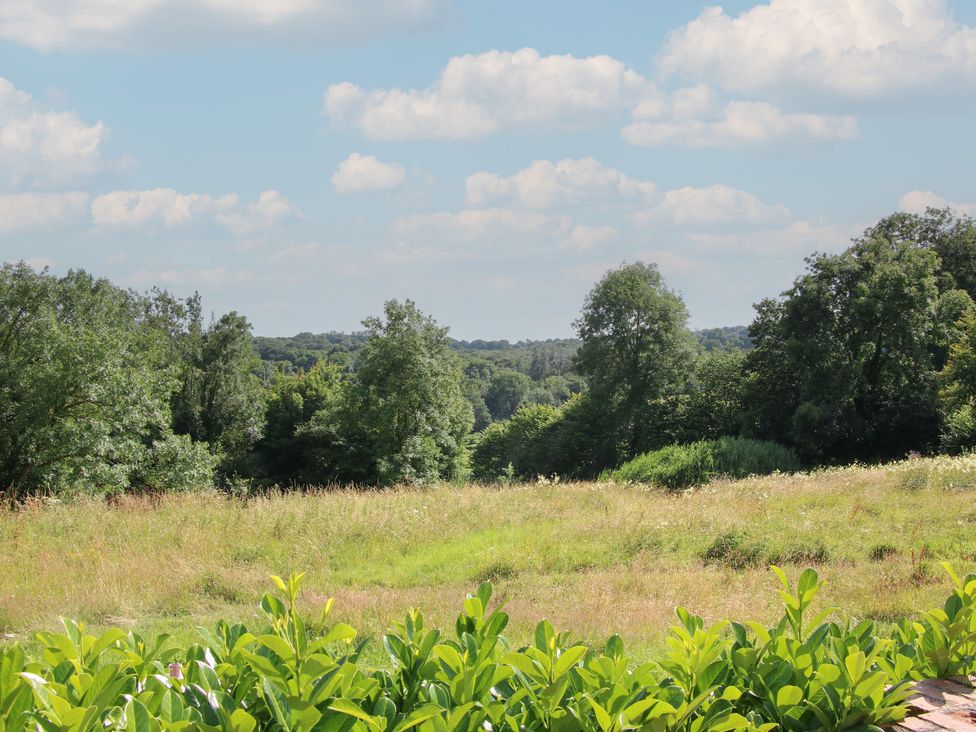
[745,232,946,460]
[574,262,694,462]
[0,264,214,498]
[355,299,473,485]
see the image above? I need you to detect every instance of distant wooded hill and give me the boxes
[252,325,751,373]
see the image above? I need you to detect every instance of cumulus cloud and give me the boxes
[466,158,656,209]
[325,48,650,140]
[0,0,453,52]
[898,190,976,217]
[633,185,791,227]
[0,77,108,187]
[623,97,857,147]
[91,188,302,234]
[217,190,304,235]
[91,188,237,229]
[658,0,976,100]
[0,191,89,234]
[331,153,406,193]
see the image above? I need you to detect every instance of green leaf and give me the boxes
[776,685,804,709]
[552,646,587,679]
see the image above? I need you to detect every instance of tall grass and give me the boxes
[0,457,974,661]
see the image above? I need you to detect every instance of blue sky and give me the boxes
[2,0,975,338]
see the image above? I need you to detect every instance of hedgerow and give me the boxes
[1,565,974,731]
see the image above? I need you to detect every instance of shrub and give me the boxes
[612,437,797,489]
[5,566,973,731]
[613,441,714,490]
[710,436,800,479]
[940,404,976,454]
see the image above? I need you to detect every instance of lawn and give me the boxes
[2,458,975,662]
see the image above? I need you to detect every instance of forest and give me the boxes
[3,206,976,499]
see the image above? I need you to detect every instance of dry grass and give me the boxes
[1,458,975,661]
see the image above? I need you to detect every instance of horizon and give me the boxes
[2,1,975,338]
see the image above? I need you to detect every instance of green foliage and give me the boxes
[0,264,215,499]
[3,567,974,731]
[679,352,747,442]
[575,261,695,462]
[613,442,715,491]
[612,438,798,490]
[745,223,953,461]
[710,437,800,480]
[356,300,473,485]
[470,403,561,482]
[484,370,531,421]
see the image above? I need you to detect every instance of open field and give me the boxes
[2,459,975,662]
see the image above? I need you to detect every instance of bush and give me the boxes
[711,436,800,479]
[941,404,976,454]
[4,567,974,731]
[612,437,798,489]
[613,441,714,490]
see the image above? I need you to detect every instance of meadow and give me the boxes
[3,456,975,664]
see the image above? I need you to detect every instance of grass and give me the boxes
[2,456,976,664]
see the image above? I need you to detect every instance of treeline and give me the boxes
[254,327,747,432]
[3,207,976,497]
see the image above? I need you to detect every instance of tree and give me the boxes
[745,232,945,460]
[248,362,367,485]
[574,262,694,463]
[0,264,214,499]
[680,350,747,441]
[355,300,473,485]
[485,370,531,421]
[158,296,264,475]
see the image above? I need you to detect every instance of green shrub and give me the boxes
[5,566,974,731]
[612,437,797,489]
[710,436,800,479]
[940,404,976,454]
[613,441,714,490]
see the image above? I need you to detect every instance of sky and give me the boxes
[1,0,975,339]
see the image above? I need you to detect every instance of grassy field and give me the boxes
[2,457,975,663]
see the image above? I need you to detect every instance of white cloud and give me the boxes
[687,221,858,256]
[466,158,656,209]
[0,0,452,52]
[623,98,857,147]
[633,185,790,227]
[0,77,108,187]
[325,47,650,140]
[217,190,304,235]
[331,153,406,194]
[0,191,89,234]
[91,188,237,229]
[658,0,976,100]
[91,188,302,234]
[898,190,976,217]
